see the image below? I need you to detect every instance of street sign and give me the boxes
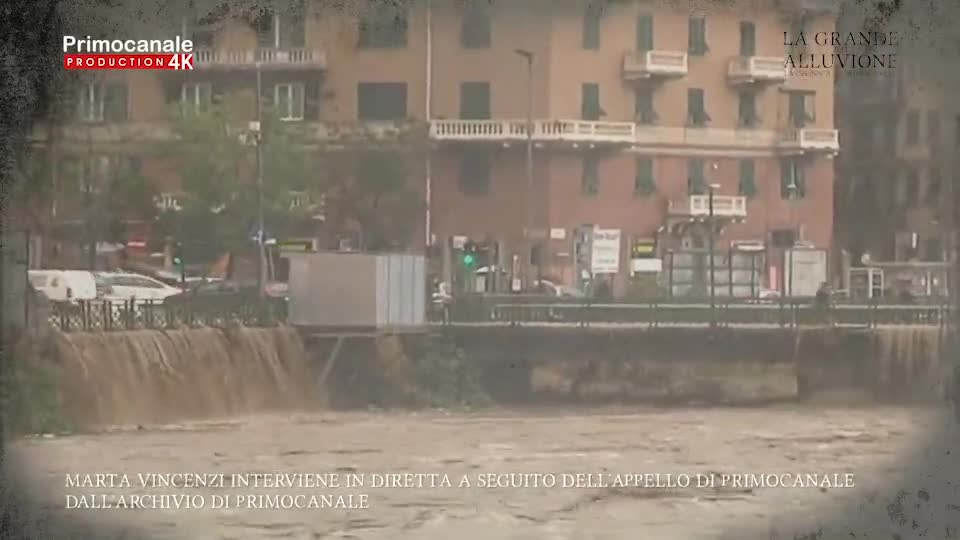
[590,228,621,274]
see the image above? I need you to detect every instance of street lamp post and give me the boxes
[255,61,266,299]
[515,48,534,290]
[787,182,797,299]
[707,183,721,329]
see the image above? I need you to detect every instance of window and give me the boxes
[687,158,705,195]
[459,149,491,196]
[357,82,407,120]
[687,88,709,126]
[358,4,408,48]
[581,83,601,120]
[181,82,212,114]
[583,5,601,49]
[955,114,960,147]
[905,109,919,146]
[634,157,655,196]
[275,83,304,120]
[780,159,805,199]
[738,90,758,127]
[78,82,127,122]
[461,2,491,48]
[739,159,756,197]
[636,14,653,51]
[459,82,490,119]
[582,155,599,195]
[739,21,755,56]
[904,168,919,206]
[927,111,940,145]
[924,237,943,262]
[253,3,306,48]
[787,91,814,128]
[787,17,806,54]
[634,86,656,124]
[688,16,707,55]
[926,167,941,205]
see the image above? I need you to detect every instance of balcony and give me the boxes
[635,126,780,150]
[727,56,787,84]
[622,50,688,80]
[155,192,184,212]
[776,0,839,14]
[429,119,636,145]
[193,47,327,70]
[30,120,424,148]
[778,128,839,152]
[669,195,748,219]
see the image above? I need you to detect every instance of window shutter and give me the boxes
[637,15,653,51]
[304,79,320,120]
[104,83,128,122]
[739,159,756,197]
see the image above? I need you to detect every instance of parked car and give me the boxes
[93,272,182,301]
[162,280,288,305]
[28,270,97,303]
[533,279,585,298]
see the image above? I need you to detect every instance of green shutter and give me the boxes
[582,84,600,120]
[583,6,600,49]
[688,88,706,125]
[635,157,655,196]
[637,14,653,51]
[739,159,756,197]
[739,21,755,56]
[781,160,804,199]
[688,17,707,55]
[460,82,490,119]
[104,83,128,122]
[688,159,705,195]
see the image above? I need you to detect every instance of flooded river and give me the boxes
[8,405,960,539]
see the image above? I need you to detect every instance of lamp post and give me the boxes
[707,182,721,329]
[514,48,534,290]
[786,181,798,299]
[254,61,266,299]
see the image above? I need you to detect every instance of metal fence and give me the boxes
[433,295,952,329]
[49,297,288,333]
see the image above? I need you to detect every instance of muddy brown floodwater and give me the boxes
[7,405,960,540]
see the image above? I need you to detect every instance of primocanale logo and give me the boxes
[63,35,194,70]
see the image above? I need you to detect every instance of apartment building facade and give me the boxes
[835,6,960,268]
[31,0,840,295]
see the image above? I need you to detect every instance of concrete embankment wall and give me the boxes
[321,326,950,407]
[795,326,948,403]
[53,326,317,428]
[46,324,950,430]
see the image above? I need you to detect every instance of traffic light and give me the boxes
[172,242,185,286]
[462,241,478,270]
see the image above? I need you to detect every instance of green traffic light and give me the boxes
[173,256,183,266]
[463,253,476,267]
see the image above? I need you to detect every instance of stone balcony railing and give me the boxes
[622,50,688,80]
[778,128,840,152]
[193,47,327,70]
[669,195,748,219]
[727,56,787,84]
[30,120,839,153]
[429,119,636,144]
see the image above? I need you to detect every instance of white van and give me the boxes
[28,270,98,302]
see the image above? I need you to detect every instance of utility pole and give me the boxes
[515,48,534,290]
[255,61,266,299]
[707,183,720,329]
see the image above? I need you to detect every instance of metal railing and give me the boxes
[49,297,288,333]
[431,296,952,329]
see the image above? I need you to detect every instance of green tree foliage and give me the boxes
[157,95,321,259]
[160,93,424,258]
